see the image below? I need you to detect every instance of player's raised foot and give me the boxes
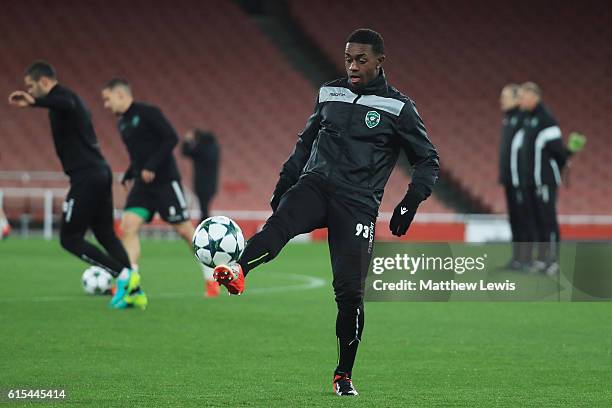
[125,288,148,310]
[205,280,220,298]
[213,263,244,295]
[333,371,358,396]
[110,268,141,309]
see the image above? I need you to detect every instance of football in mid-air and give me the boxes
[192,216,245,268]
[82,266,114,295]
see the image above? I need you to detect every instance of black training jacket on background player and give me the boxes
[181,132,219,198]
[33,84,109,182]
[518,103,572,187]
[280,71,439,209]
[118,102,180,186]
[499,107,524,187]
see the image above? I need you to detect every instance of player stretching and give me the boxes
[213,29,439,395]
[101,79,218,297]
[8,61,147,309]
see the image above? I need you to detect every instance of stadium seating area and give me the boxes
[0,0,448,219]
[289,0,612,214]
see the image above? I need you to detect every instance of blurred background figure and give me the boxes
[498,84,531,270]
[0,206,10,239]
[518,82,586,275]
[181,129,219,223]
[0,0,607,255]
[102,80,219,298]
[0,151,8,239]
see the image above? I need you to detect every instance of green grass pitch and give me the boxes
[1,239,611,407]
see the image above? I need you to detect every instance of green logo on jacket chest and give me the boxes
[365,111,380,128]
[119,115,140,132]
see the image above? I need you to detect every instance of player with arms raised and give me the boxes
[213,29,440,395]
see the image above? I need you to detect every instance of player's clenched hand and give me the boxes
[121,171,134,189]
[270,177,293,212]
[8,91,35,107]
[141,170,155,184]
[389,191,422,237]
[122,178,134,190]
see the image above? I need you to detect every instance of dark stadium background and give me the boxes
[2,2,612,407]
[1,0,610,241]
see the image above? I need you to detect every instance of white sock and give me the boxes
[201,264,214,281]
[131,264,139,273]
[0,218,7,228]
[118,268,130,280]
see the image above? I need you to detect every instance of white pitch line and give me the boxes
[0,273,326,303]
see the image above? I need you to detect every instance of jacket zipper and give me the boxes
[329,95,361,179]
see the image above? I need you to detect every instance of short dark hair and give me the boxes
[346,28,384,55]
[103,77,131,91]
[25,61,56,81]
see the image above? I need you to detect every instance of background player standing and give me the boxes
[213,29,439,395]
[181,129,219,223]
[517,82,586,274]
[498,84,532,270]
[101,79,219,297]
[8,61,146,309]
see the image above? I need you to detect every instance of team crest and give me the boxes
[365,111,380,128]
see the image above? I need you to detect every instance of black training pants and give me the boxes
[60,168,131,276]
[238,174,377,373]
[530,184,560,264]
[504,185,536,263]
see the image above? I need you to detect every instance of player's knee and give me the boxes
[334,288,364,312]
[59,231,81,254]
[121,216,142,237]
[93,228,116,247]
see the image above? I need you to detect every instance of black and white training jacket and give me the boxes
[280,70,439,209]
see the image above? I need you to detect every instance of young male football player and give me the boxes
[101,79,218,297]
[8,61,146,309]
[213,29,439,395]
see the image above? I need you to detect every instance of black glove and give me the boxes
[270,177,294,212]
[389,191,423,237]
